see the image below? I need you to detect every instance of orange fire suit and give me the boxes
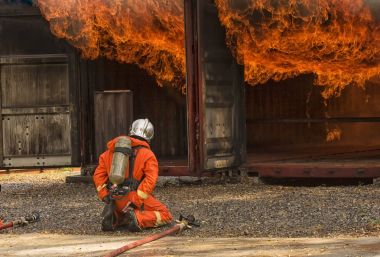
[93,136,173,229]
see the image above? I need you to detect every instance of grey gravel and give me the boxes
[0,170,379,238]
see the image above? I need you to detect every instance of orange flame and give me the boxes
[326,127,342,142]
[37,0,380,97]
[37,0,185,89]
[215,0,380,98]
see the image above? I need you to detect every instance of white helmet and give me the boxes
[129,119,154,142]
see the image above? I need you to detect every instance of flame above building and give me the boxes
[215,0,380,98]
[37,0,185,90]
[37,0,380,97]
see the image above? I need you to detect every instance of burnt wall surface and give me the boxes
[246,75,380,149]
[0,5,71,55]
[81,59,187,160]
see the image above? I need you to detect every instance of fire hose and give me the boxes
[0,212,40,231]
[104,214,200,257]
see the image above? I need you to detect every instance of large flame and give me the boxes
[37,0,380,97]
[215,0,380,98]
[37,0,185,90]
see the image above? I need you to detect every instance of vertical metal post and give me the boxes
[184,0,201,175]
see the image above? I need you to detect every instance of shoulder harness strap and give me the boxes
[125,145,148,191]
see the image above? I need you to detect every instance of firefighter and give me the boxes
[93,119,173,232]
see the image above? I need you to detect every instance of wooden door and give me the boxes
[0,55,73,167]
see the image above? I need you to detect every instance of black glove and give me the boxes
[102,194,112,204]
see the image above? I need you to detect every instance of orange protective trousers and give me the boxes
[114,193,172,228]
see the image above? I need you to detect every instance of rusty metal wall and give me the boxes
[191,0,246,172]
[246,74,380,149]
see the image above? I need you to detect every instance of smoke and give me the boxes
[365,0,380,21]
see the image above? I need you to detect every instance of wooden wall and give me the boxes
[94,91,133,158]
[82,59,188,160]
[0,5,80,166]
[1,63,69,107]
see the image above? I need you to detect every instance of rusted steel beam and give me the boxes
[159,165,189,177]
[247,117,380,123]
[248,164,380,178]
[184,0,200,176]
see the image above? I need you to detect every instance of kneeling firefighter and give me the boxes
[93,119,173,231]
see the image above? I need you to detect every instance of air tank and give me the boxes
[109,136,132,185]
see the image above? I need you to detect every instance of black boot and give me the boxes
[101,200,116,231]
[124,208,142,232]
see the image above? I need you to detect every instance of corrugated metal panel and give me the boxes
[246,75,380,149]
[246,75,380,120]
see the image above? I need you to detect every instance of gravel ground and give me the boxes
[0,170,379,238]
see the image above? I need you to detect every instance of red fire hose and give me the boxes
[0,221,14,231]
[104,223,184,257]
[104,215,199,257]
[0,212,40,231]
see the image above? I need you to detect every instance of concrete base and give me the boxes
[65,175,93,183]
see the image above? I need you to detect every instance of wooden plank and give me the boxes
[3,155,71,168]
[1,63,69,107]
[68,53,80,166]
[41,113,71,155]
[0,55,68,64]
[2,113,71,157]
[79,59,91,165]
[2,115,35,156]
[1,106,69,115]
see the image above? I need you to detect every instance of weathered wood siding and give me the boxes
[82,59,188,160]
[0,5,80,167]
[0,56,72,167]
[1,63,69,107]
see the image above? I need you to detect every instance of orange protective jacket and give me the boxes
[93,136,158,203]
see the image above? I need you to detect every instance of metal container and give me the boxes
[109,136,131,185]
